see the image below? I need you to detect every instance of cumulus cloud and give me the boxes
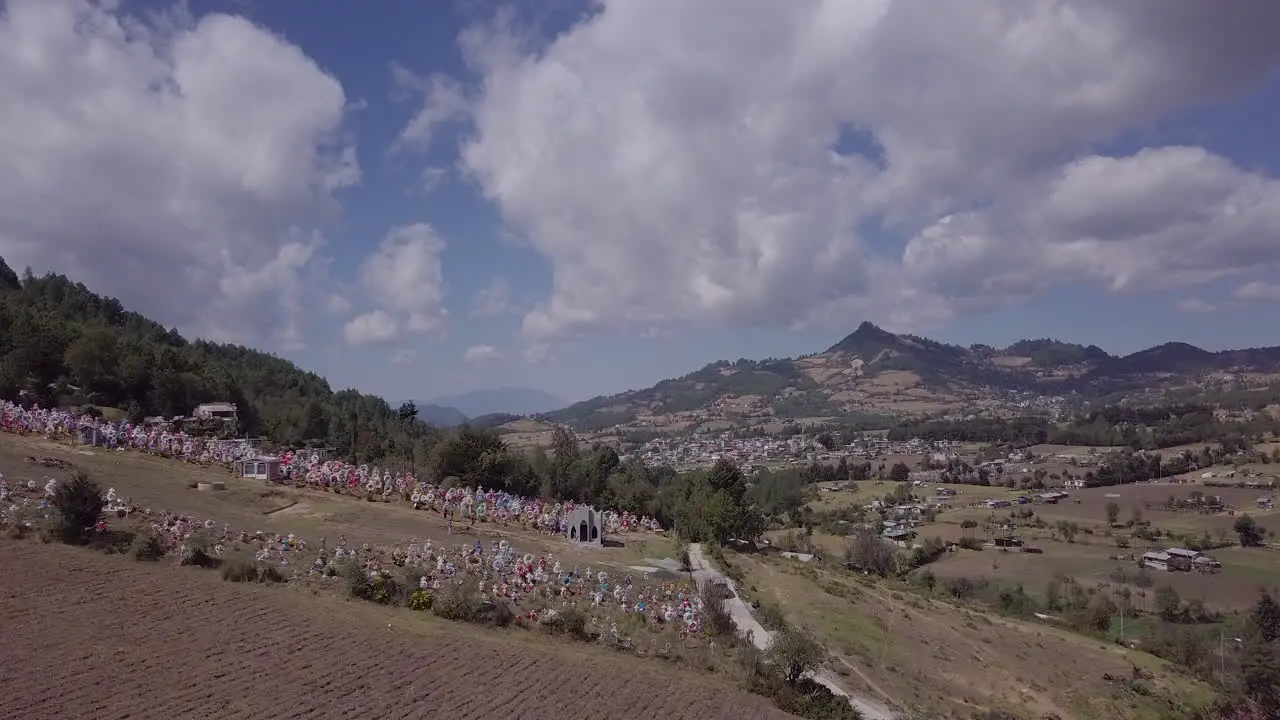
[462,344,501,363]
[351,223,449,341]
[344,310,398,345]
[407,0,1280,346]
[0,0,359,346]
[1235,281,1280,302]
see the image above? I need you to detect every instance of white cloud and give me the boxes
[1235,281,1280,302]
[389,348,417,365]
[413,0,1280,342]
[900,147,1280,308]
[470,275,511,317]
[392,63,471,152]
[462,344,501,363]
[344,310,398,345]
[1176,298,1216,315]
[0,0,359,346]
[421,166,450,194]
[353,223,449,340]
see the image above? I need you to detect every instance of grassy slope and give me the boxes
[728,552,1217,720]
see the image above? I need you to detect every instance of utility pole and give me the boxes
[1118,585,1125,645]
[1219,628,1243,684]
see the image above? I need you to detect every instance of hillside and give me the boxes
[0,257,439,466]
[543,321,1280,432]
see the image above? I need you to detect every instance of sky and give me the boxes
[2,0,1280,407]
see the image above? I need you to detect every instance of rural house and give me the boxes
[1141,551,1174,572]
[193,402,238,423]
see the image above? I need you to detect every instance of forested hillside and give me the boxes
[0,259,783,534]
[0,259,444,464]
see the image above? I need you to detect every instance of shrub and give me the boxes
[221,558,259,582]
[51,471,104,544]
[738,645,860,720]
[179,532,219,568]
[766,626,826,684]
[220,558,286,583]
[409,590,434,612]
[542,606,592,640]
[487,600,516,627]
[128,533,166,562]
[352,572,404,605]
[700,582,737,638]
[433,588,483,621]
[756,601,789,632]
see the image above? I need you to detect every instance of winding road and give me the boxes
[687,543,900,720]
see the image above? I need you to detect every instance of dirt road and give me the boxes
[686,544,900,720]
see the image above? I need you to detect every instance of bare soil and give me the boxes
[0,541,793,720]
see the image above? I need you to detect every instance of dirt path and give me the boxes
[687,544,901,720]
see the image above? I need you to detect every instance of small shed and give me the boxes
[566,505,603,546]
[76,425,104,446]
[239,457,283,482]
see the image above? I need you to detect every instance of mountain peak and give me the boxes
[827,321,899,354]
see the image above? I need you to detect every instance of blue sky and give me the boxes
[3,0,1280,407]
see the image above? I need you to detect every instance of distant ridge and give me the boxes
[431,387,566,418]
[542,322,1280,431]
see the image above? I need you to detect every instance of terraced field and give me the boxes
[0,541,794,720]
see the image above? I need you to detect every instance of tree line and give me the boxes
[888,404,1280,451]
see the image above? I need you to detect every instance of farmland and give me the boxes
[922,482,1280,612]
[0,541,790,720]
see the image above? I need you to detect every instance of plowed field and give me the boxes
[0,541,794,720]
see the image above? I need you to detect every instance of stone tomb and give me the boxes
[566,505,603,546]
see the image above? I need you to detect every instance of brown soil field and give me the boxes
[0,541,793,720]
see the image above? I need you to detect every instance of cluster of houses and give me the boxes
[628,432,964,470]
[1140,547,1222,573]
[981,490,1070,509]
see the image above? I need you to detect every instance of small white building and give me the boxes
[194,402,238,423]
[238,456,283,482]
[566,505,604,546]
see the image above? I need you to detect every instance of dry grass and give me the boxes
[729,551,1217,720]
[0,434,679,571]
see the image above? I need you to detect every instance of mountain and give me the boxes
[543,322,1280,432]
[430,387,566,418]
[413,403,468,428]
